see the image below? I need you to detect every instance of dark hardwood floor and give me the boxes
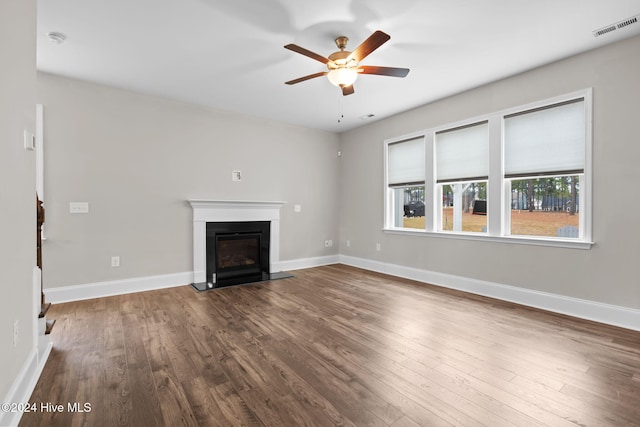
[19,264,640,426]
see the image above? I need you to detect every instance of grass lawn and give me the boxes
[404,208,579,237]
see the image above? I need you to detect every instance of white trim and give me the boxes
[44,272,192,304]
[41,254,638,330]
[583,88,594,243]
[36,105,47,241]
[35,104,44,201]
[382,227,593,249]
[188,199,286,211]
[0,343,52,427]
[275,255,339,272]
[188,199,286,283]
[339,255,640,332]
[42,257,341,304]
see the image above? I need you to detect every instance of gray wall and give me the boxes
[0,0,37,400]
[37,73,340,288]
[339,35,640,310]
[37,35,640,313]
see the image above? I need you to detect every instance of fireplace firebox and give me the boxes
[205,221,270,288]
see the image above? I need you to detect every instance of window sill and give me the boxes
[382,227,594,250]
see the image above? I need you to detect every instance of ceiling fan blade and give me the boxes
[358,65,410,78]
[341,85,355,96]
[284,44,329,64]
[285,71,328,85]
[348,30,391,63]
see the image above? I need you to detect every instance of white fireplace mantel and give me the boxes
[188,200,286,284]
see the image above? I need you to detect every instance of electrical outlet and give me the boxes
[13,320,19,348]
[376,243,381,251]
[346,240,351,247]
[294,204,302,213]
[324,240,330,247]
[111,256,120,267]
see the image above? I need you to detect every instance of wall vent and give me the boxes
[617,16,638,29]
[593,14,639,37]
[593,25,617,37]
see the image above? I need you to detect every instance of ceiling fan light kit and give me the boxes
[284,30,410,96]
[327,68,358,87]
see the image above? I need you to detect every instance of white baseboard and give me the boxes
[0,342,52,427]
[42,256,340,304]
[44,272,193,304]
[44,255,339,304]
[41,255,639,332]
[339,255,640,332]
[274,255,340,272]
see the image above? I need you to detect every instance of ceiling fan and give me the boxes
[284,30,410,96]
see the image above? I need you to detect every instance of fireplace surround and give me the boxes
[188,200,287,290]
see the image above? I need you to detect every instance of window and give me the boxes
[441,182,487,232]
[386,136,426,230]
[393,186,426,229]
[435,122,488,233]
[384,89,592,248]
[509,176,580,237]
[504,99,585,238]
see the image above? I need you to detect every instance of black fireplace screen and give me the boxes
[216,233,260,270]
[205,221,270,288]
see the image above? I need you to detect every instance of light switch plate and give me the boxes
[24,130,35,151]
[69,202,89,213]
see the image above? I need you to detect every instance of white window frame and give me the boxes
[384,131,430,231]
[383,88,593,249]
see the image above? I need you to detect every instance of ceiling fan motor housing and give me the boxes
[328,50,357,70]
[328,36,357,70]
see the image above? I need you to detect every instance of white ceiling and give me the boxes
[37,0,640,133]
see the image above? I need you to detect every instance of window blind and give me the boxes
[504,99,585,178]
[387,137,425,187]
[436,122,488,183]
